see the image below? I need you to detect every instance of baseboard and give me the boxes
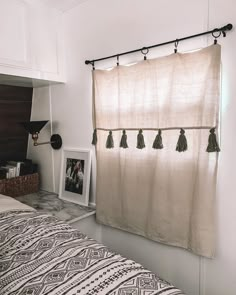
[89,202,96,209]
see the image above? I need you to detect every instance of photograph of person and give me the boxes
[64,158,84,195]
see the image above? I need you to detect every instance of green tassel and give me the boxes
[176,128,188,152]
[91,129,97,145]
[136,129,145,149]
[206,128,220,152]
[106,131,114,149]
[120,130,128,148]
[152,130,164,149]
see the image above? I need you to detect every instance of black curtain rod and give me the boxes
[85,23,233,66]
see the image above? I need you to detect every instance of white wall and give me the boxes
[29,0,236,294]
[27,86,56,192]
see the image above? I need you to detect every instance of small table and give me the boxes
[15,190,96,224]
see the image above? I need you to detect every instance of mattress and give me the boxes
[0,196,184,295]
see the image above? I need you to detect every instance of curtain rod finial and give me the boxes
[223,23,233,31]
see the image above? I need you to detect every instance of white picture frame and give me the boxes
[59,148,91,206]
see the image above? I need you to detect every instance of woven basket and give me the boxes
[0,173,39,197]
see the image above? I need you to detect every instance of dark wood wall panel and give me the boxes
[0,85,33,161]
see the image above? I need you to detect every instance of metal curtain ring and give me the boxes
[141,47,149,55]
[212,31,221,39]
[141,47,149,60]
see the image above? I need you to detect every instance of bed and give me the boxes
[0,194,184,295]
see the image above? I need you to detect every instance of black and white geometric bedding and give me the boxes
[0,210,184,295]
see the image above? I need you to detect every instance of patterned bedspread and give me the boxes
[0,210,184,295]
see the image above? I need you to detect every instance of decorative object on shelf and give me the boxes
[20,120,62,149]
[59,148,91,206]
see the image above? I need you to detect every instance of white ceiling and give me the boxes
[40,0,89,12]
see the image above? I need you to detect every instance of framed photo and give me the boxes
[59,148,91,206]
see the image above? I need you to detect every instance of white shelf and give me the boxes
[15,191,95,223]
[0,73,65,88]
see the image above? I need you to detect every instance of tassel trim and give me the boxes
[106,131,114,149]
[206,128,220,152]
[92,128,221,152]
[176,128,188,152]
[91,129,97,145]
[136,129,145,149]
[120,130,128,148]
[152,130,163,149]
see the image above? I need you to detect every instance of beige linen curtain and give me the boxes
[93,44,221,258]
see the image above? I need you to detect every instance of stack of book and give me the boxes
[0,160,38,180]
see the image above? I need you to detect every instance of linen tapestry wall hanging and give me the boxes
[92,44,221,258]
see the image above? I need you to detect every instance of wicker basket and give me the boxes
[0,173,39,197]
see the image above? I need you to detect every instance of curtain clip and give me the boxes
[174,39,179,53]
[141,47,149,60]
[92,61,95,70]
[116,55,120,66]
